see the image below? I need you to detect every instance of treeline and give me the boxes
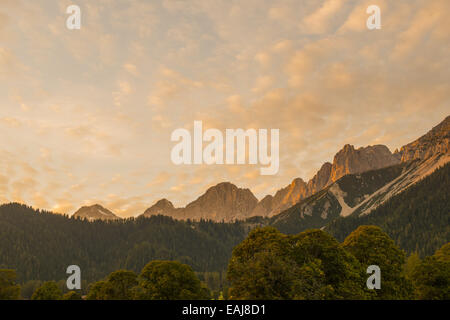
[326,162,450,257]
[0,203,248,283]
[1,226,448,300]
[1,261,210,300]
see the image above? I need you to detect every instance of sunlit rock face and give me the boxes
[395,115,450,162]
[142,199,175,217]
[142,182,258,222]
[73,204,121,221]
[328,144,400,184]
[252,143,400,218]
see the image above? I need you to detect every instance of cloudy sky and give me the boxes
[0,0,449,217]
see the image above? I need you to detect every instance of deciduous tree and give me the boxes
[343,225,413,299]
[31,281,62,300]
[412,243,450,299]
[139,260,210,300]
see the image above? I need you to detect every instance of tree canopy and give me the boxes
[0,269,21,300]
[228,228,366,299]
[31,281,62,300]
[412,243,450,299]
[342,225,413,299]
[138,260,210,300]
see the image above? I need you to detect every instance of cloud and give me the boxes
[338,1,373,33]
[10,177,38,203]
[123,63,139,76]
[227,95,245,114]
[152,114,173,131]
[391,0,450,59]
[0,11,9,35]
[300,0,345,34]
[272,39,292,53]
[170,183,186,192]
[0,117,22,128]
[148,67,204,109]
[252,76,274,93]
[147,171,171,188]
[0,48,26,78]
[255,52,271,67]
[113,81,134,106]
[33,193,49,209]
[64,125,94,139]
[268,6,290,21]
[52,199,75,215]
[118,81,133,95]
[0,0,448,209]
[0,174,8,195]
[97,194,151,217]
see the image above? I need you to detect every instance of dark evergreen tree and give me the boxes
[31,281,62,300]
[138,260,210,300]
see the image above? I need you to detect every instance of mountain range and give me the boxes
[75,115,449,224]
[269,115,449,233]
[1,115,448,284]
[73,204,121,221]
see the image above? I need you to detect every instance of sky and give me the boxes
[0,0,449,217]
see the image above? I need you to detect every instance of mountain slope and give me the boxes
[269,115,450,234]
[350,153,449,217]
[326,162,450,257]
[256,116,449,218]
[139,116,449,222]
[270,162,409,234]
[253,144,400,217]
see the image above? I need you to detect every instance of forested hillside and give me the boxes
[269,163,408,234]
[326,162,450,256]
[0,204,248,283]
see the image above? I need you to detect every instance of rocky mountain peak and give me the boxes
[342,144,354,151]
[183,182,258,221]
[142,182,258,222]
[328,144,400,184]
[140,115,449,222]
[250,177,308,217]
[307,162,332,194]
[253,144,400,218]
[282,178,307,201]
[142,198,175,217]
[204,182,240,195]
[72,204,120,221]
